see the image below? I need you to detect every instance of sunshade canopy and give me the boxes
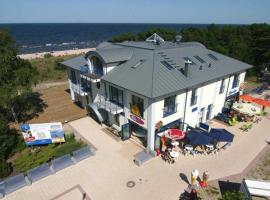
[209,128,234,142]
[253,98,270,107]
[186,130,213,146]
[239,95,255,103]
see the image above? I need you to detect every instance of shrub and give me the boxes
[54,58,65,70]
[44,53,53,58]
[218,191,247,200]
[0,159,12,178]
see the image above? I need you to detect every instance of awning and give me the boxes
[239,95,255,103]
[186,130,213,146]
[253,98,270,107]
[209,128,234,142]
[86,103,104,123]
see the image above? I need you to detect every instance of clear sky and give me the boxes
[0,0,270,24]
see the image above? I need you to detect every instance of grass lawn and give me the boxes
[29,55,77,83]
[11,133,86,173]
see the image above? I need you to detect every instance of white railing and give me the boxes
[70,82,88,96]
[95,94,124,114]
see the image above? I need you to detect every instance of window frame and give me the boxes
[131,95,144,118]
[232,74,240,88]
[109,86,124,107]
[219,79,225,94]
[190,89,198,106]
[163,95,177,117]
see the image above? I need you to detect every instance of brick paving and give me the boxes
[5,114,270,200]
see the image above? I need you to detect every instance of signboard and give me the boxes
[128,113,147,128]
[21,122,65,146]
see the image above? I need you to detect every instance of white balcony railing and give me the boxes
[70,82,89,96]
[95,94,124,115]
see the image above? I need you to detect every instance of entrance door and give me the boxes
[121,123,131,141]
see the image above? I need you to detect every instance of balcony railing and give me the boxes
[95,94,124,115]
[80,65,104,80]
[70,82,89,96]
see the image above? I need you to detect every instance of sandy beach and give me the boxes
[18,48,96,60]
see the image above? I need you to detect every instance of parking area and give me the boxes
[4,115,270,200]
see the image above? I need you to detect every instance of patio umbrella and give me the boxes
[169,129,185,140]
[209,128,234,142]
[186,130,213,146]
[239,95,255,103]
[252,98,270,107]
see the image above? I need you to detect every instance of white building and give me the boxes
[62,34,252,154]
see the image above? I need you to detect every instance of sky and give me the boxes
[0,0,270,24]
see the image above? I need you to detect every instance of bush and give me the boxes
[54,58,65,70]
[12,136,86,173]
[44,53,53,58]
[0,159,12,178]
[218,191,247,200]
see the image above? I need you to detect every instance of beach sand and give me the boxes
[18,48,96,60]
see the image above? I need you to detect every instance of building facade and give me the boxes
[62,34,252,153]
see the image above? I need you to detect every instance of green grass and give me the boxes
[29,55,77,83]
[12,133,86,173]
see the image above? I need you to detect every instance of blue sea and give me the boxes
[0,23,210,54]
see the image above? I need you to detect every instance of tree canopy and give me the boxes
[109,24,270,76]
[0,29,38,177]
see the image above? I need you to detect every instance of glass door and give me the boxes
[121,123,131,141]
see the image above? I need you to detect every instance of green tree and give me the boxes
[0,29,38,123]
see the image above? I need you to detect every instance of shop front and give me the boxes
[154,119,182,151]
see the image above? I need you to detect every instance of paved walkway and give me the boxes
[5,116,270,200]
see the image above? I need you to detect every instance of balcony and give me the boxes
[80,65,103,81]
[70,82,89,96]
[95,94,124,115]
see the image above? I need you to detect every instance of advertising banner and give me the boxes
[21,122,65,146]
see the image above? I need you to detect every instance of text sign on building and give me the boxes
[128,113,147,128]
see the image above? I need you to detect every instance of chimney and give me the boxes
[184,60,192,77]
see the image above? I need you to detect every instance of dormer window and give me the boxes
[91,56,104,77]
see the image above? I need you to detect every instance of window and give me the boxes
[163,95,177,117]
[206,104,213,120]
[109,86,123,106]
[219,79,225,94]
[70,70,76,83]
[190,89,198,106]
[232,74,240,88]
[194,56,206,64]
[81,78,91,92]
[207,53,218,61]
[131,95,144,118]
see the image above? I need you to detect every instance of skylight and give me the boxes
[184,57,196,65]
[131,60,145,69]
[207,53,219,61]
[194,55,206,64]
[161,61,174,70]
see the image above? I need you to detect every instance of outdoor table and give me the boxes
[170,151,180,158]
[184,144,193,151]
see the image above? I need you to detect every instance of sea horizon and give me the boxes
[0,23,244,54]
